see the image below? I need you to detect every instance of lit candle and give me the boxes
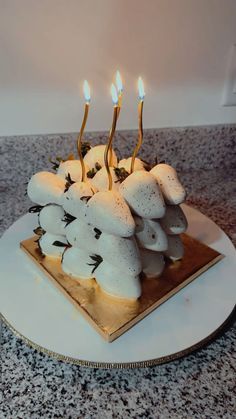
[104,84,119,190]
[116,70,123,117]
[130,77,145,173]
[77,80,91,182]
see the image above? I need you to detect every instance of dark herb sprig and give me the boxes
[49,154,75,171]
[81,142,91,157]
[87,162,102,179]
[64,173,75,192]
[52,240,68,247]
[94,227,102,240]
[80,195,92,203]
[29,205,44,213]
[62,212,76,226]
[114,167,129,183]
[87,254,103,274]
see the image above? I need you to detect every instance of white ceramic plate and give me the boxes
[0,204,235,368]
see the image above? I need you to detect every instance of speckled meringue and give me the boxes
[61,181,95,218]
[140,249,165,278]
[120,171,165,219]
[150,163,186,205]
[95,261,141,300]
[84,144,118,169]
[160,205,188,235]
[164,235,184,261]
[86,190,135,237]
[134,216,168,252]
[57,160,89,182]
[98,234,142,276]
[118,157,145,173]
[27,172,65,206]
[39,232,68,258]
[65,219,99,254]
[90,166,120,192]
[62,247,97,280]
[39,204,66,236]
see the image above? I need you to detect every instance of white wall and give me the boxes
[0,0,236,136]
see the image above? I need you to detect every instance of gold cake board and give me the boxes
[20,234,223,342]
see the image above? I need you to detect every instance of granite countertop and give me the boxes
[0,125,236,419]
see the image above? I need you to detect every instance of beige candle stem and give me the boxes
[105,106,119,190]
[130,100,144,173]
[77,103,89,182]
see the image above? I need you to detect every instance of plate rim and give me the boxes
[1,307,235,369]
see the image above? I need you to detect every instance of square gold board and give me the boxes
[20,234,223,342]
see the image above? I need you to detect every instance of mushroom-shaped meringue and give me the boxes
[99,234,142,276]
[118,157,145,173]
[62,247,100,280]
[120,171,165,219]
[84,145,118,169]
[27,172,65,206]
[39,204,66,236]
[39,233,68,258]
[160,205,188,235]
[61,181,94,218]
[95,261,141,300]
[140,249,165,278]
[134,217,168,252]
[164,235,184,261]
[150,164,186,205]
[57,160,89,182]
[65,219,99,254]
[86,190,135,237]
[90,166,120,192]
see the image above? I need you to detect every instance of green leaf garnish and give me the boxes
[62,212,76,226]
[87,162,102,179]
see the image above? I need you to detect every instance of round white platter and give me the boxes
[0,204,235,368]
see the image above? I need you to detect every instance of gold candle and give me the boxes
[130,77,145,174]
[104,84,119,190]
[116,70,123,118]
[77,80,91,182]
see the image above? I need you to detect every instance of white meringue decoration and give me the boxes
[95,261,141,300]
[150,164,186,205]
[134,216,168,251]
[164,235,184,261]
[39,204,66,236]
[84,145,118,169]
[27,172,65,206]
[160,205,188,235]
[90,166,120,192]
[39,233,67,258]
[140,248,165,278]
[65,219,99,254]
[120,171,165,219]
[86,190,135,237]
[98,234,142,276]
[61,181,94,218]
[57,160,89,182]
[62,247,97,279]
[118,157,145,173]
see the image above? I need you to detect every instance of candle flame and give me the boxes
[116,71,123,94]
[111,83,118,105]
[138,77,145,100]
[83,80,91,103]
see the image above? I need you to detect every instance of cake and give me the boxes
[27,143,188,301]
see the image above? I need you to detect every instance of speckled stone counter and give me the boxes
[0,125,236,419]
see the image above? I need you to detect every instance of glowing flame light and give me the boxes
[111,83,118,105]
[116,71,123,94]
[83,80,91,103]
[138,77,145,100]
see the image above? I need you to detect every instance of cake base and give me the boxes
[20,234,223,342]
